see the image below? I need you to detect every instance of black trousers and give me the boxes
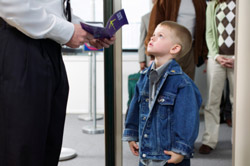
[0,19,69,166]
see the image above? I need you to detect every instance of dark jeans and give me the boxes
[139,159,190,166]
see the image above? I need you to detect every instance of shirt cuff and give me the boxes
[45,17,74,44]
[213,54,220,61]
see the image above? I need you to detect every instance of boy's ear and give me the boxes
[170,44,181,55]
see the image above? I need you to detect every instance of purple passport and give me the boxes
[80,9,128,39]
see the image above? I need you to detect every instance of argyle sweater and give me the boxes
[216,0,236,55]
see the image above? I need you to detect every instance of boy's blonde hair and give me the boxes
[159,21,192,59]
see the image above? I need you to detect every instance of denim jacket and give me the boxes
[123,60,202,161]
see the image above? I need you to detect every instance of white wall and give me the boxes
[63,52,140,114]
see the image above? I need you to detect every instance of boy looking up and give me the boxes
[123,21,202,166]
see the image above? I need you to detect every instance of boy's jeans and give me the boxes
[139,159,190,166]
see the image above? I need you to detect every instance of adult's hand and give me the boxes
[216,56,234,68]
[224,58,234,68]
[66,24,94,48]
[216,56,228,67]
[89,36,116,49]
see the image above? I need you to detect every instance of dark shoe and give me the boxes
[199,144,213,154]
[226,119,232,127]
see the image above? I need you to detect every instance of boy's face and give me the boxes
[147,25,176,57]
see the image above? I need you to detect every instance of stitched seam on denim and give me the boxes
[176,141,192,150]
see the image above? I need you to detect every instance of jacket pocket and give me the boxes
[157,92,176,119]
[139,94,149,114]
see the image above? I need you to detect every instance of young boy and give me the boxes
[123,21,202,166]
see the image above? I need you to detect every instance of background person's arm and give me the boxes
[205,1,219,60]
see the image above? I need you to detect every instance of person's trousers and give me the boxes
[0,19,69,166]
[139,159,190,166]
[177,47,195,80]
[220,79,232,120]
[202,56,234,149]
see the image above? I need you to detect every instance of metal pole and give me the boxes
[82,51,104,134]
[103,0,115,165]
[112,0,123,165]
[78,52,92,120]
[93,52,97,129]
[104,0,123,165]
[78,51,103,121]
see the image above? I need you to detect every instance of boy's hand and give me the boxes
[164,150,184,164]
[128,141,139,156]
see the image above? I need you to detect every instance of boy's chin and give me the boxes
[147,50,155,55]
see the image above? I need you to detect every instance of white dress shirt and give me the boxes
[0,0,83,44]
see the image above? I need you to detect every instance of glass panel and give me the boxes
[60,1,105,166]
[122,1,152,166]
[122,0,151,49]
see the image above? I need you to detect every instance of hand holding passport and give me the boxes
[80,9,128,39]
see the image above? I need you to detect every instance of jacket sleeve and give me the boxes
[123,83,140,142]
[0,0,74,44]
[171,81,202,157]
[206,1,219,59]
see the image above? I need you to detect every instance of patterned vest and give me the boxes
[216,0,236,55]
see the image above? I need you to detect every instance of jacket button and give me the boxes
[158,98,165,102]
[142,154,146,158]
[143,117,146,120]
[145,98,149,102]
[144,134,148,138]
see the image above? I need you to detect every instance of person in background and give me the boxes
[145,0,208,80]
[0,0,115,166]
[199,0,236,154]
[123,21,202,166]
[220,79,232,127]
[138,0,156,70]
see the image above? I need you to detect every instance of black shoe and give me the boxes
[199,144,213,154]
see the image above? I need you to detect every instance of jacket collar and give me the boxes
[141,59,183,77]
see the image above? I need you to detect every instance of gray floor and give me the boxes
[58,114,232,166]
